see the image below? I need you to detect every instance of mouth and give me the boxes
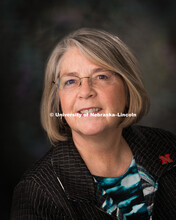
[78,107,102,114]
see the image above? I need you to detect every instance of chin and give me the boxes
[71,122,106,136]
[76,129,104,137]
[69,118,120,137]
[80,123,115,137]
[81,129,104,136]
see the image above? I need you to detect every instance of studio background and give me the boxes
[1,0,176,219]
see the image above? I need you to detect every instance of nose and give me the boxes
[78,78,96,99]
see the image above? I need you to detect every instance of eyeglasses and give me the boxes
[53,71,118,92]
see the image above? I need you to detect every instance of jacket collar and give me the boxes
[51,126,176,202]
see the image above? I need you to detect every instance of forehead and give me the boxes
[59,47,101,76]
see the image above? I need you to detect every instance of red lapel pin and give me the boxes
[159,154,173,165]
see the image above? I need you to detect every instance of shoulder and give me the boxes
[15,146,66,197]
[11,147,68,218]
[21,147,55,184]
[132,124,175,138]
[13,147,60,199]
[123,125,176,179]
[124,125,176,150]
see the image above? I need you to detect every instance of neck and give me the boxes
[72,127,133,177]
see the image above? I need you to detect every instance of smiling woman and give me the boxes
[41,28,149,144]
[11,28,176,219]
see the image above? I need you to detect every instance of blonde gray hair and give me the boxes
[41,28,150,144]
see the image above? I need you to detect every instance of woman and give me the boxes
[11,28,176,219]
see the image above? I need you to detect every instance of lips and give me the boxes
[78,107,102,114]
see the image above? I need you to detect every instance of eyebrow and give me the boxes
[60,68,107,77]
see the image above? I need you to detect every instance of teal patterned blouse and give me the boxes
[93,157,157,219]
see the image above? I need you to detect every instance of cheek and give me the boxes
[59,92,74,113]
[103,86,126,106]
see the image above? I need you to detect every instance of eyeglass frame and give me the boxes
[52,70,120,91]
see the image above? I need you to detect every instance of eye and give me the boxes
[96,74,109,80]
[64,79,77,86]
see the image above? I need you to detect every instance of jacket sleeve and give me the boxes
[153,167,176,219]
[10,180,66,220]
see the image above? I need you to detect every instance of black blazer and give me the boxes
[11,126,176,219]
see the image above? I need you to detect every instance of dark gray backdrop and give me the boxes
[1,0,176,218]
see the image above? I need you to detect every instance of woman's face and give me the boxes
[58,47,127,137]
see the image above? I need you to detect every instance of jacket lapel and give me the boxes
[51,136,116,217]
[51,137,97,202]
